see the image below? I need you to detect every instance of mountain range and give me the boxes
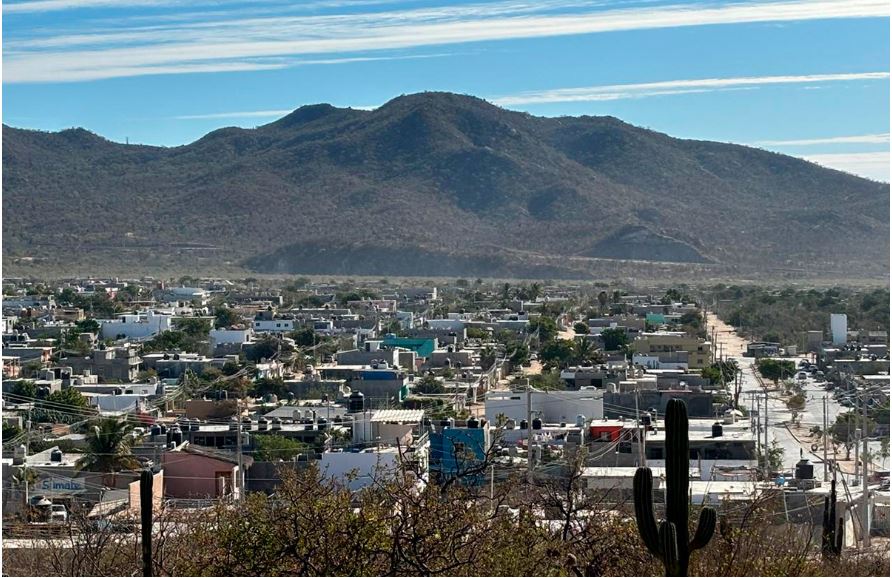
[3,92,889,280]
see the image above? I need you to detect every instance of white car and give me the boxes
[49,504,68,524]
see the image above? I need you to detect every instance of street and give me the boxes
[707,313,886,487]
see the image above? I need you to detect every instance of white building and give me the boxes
[209,328,252,348]
[319,447,402,491]
[632,354,688,371]
[253,318,294,332]
[831,314,848,346]
[426,318,466,331]
[484,388,604,424]
[100,311,172,340]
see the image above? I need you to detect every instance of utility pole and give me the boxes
[236,398,244,502]
[823,394,829,481]
[526,378,533,484]
[635,388,644,466]
[764,393,770,478]
[861,387,871,548]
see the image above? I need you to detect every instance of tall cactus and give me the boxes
[821,478,844,557]
[634,398,716,577]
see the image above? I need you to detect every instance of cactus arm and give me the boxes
[689,507,716,551]
[659,520,681,577]
[634,467,662,557]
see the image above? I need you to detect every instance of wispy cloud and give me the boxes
[755,133,890,146]
[802,152,890,182]
[493,72,891,105]
[3,0,889,83]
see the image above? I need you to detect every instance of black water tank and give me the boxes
[318,418,328,431]
[642,413,652,427]
[520,419,529,430]
[159,424,168,435]
[348,391,365,413]
[712,423,723,437]
[190,420,200,432]
[171,428,183,445]
[795,459,814,480]
[50,449,63,462]
[467,417,479,429]
[150,424,161,437]
[532,418,542,430]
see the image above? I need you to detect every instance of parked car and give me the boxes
[49,504,68,524]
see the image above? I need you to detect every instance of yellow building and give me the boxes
[632,331,712,369]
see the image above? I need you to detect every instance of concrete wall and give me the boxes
[485,390,604,423]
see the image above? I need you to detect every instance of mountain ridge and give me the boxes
[3,91,888,279]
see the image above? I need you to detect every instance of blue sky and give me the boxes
[3,0,890,181]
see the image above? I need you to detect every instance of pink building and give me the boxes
[162,445,249,500]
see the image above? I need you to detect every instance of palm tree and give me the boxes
[12,466,38,517]
[76,418,141,474]
[571,338,596,366]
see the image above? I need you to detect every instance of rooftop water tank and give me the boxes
[348,391,365,413]
[712,423,723,438]
[467,417,479,429]
[795,459,815,480]
[576,415,586,427]
[50,449,63,462]
[532,417,542,430]
[520,419,529,430]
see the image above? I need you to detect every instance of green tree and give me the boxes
[571,338,597,366]
[597,291,609,312]
[46,387,88,410]
[253,434,310,462]
[174,317,211,338]
[756,359,796,384]
[214,307,243,329]
[466,327,490,340]
[3,421,22,441]
[831,411,876,460]
[414,375,445,395]
[289,328,319,347]
[528,316,558,343]
[76,418,141,473]
[10,380,38,400]
[252,377,287,399]
[540,339,575,369]
[523,370,565,391]
[74,318,101,334]
[573,322,589,335]
[600,328,629,352]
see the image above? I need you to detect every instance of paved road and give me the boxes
[706,313,885,485]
